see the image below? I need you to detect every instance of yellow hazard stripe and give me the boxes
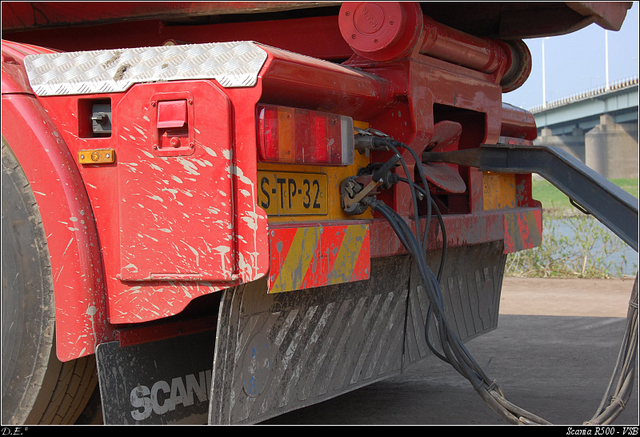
[270,226,322,293]
[328,224,368,285]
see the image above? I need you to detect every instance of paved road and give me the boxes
[263,277,639,426]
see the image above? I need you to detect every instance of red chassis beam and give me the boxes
[0,2,339,31]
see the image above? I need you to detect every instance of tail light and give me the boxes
[257,104,355,166]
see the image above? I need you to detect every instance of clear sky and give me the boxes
[503,2,639,110]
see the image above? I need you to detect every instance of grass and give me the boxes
[505,178,638,279]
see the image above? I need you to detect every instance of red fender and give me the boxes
[2,40,114,361]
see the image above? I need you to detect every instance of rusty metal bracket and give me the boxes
[342,151,402,215]
[423,143,638,252]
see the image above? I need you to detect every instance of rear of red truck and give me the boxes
[1,1,632,425]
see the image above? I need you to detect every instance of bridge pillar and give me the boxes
[535,126,585,162]
[585,114,638,179]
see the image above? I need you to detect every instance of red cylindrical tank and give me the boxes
[338,2,531,91]
[338,2,423,62]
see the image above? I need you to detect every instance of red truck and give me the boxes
[2,1,636,425]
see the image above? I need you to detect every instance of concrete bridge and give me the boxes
[526,76,638,179]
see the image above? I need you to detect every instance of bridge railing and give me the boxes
[527,75,639,114]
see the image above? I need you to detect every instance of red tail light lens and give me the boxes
[257,104,355,166]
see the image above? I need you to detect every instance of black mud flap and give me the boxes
[208,261,412,425]
[208,244,505,424]
[96,329,215,425]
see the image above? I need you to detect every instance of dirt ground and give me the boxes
[500,277,637,318]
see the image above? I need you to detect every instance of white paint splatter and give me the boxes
[63,237,74,256]
[147,194,163,203]
[232,165,253,186]
[182,241,200,267]
[202,146,217,157]
[176,157,200,176]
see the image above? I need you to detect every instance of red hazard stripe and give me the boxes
[268,223,370,293]
[503,210,542,254]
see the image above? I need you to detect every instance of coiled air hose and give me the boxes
[586,276,638,425]
[354,132,637,425]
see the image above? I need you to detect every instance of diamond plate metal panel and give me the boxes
[23,41,268,96]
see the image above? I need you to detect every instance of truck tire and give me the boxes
[2,140,99,425]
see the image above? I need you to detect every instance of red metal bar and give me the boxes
[420,15,507,74]
[1,2,336,31]
[1,15,354,61]
[500,102,537,141]
[258,44,397,120]
[368,207,543,258]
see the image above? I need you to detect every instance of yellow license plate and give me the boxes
[257,171,328,216]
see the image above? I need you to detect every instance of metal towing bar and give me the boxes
[423,143,639,252]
